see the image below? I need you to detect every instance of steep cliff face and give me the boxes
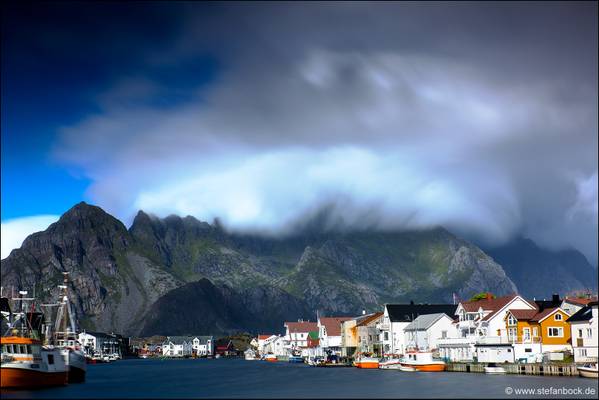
[139,278,313,336]
[2,202,524,336]
[485,238,597,299]
[0,203,182,335]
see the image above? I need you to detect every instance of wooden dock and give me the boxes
[446,362,580,376]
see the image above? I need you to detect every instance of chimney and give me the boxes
[552,294,560,304]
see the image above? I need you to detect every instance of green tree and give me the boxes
[470,292,495,301]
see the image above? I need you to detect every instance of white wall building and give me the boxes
[162,336,193,357]
[284,321,318,353]
[318,317,352,356]
[191,336,213,356]
[403,313,456,352]
[378,303,458,356]
[568,301,598,363]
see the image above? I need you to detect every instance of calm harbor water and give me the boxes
[2,358,598,399]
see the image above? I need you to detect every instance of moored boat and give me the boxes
[289,355,304,363]
[354,355,379,369]
[244,349,258,360]
[484,363,507,375]
[264,353,277,362]
[1,337,68,389]
[400,350,445,372]
[399,365,417,372]
[379,357,402,370]
[577,363,598,379]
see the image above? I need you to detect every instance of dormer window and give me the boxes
[554,313,562,321]
[507,315,517,326]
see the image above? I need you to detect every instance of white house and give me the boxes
[568,301,598,363]
[77,331,119,355]
[162,336,193,357]
[260,335,286,357]
[256,334,277,355]
[403,313,456,352]
[284,321,317,353]
[318,317,352,356]
[437,294,537,362]
[191,336,213,356]
[378,303,458,356]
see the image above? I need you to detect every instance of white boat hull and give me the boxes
[578,366,598,379]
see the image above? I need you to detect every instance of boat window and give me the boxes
[14,344,21,354]
[31,345,41,355]
[47,354,54,364]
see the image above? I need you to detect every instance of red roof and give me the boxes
[284,321,318,333]
[564,297,598,306]
[258,334,273,340]
[508,309,539,321]
[461,294,517,313]
[530,307,561,322]
[320,317,352,337]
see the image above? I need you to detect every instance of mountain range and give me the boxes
[1,202,596,336]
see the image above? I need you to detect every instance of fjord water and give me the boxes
[2,358,597,399]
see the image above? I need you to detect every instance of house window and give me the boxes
[547,327,563,337]
[587,328,592,338]
[525,348,531,352]
[441,331,447,339]
[507,315,517,326]
[554,313,563,321]
[578,329,583,338]
[384,332,389,340]
[532,327,538,337]
[523,328,531,342]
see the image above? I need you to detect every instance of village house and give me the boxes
[284,320,318,353]
[568,301,598,363]
[403,313,456,352]
[77,331,120,356]
[379,302,457,356]
[561,296,599,316]
[254,334,276,355]
[341,312,383,357]
[304,331,320,358]
[214,339,235,357]
[260,335,286,357]
[437,294,536,362]
[318,316,352,357]
[504,306,571,362]
[162,336,193,357]
[191,336,214,357]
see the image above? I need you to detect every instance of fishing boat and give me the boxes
[1,291,68,389]
[51,273,87,383]
[264,353,277,362]
[289,355,304,363]
[354,354,379,369]
[379,356,402,370]
[244,349,258,360]
[400,350,445,372]
[485,362,507,375]
[399,365,417,372]
[577,363,598,379]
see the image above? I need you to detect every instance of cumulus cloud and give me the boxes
[52,3,598,263]
[1,215,60,259]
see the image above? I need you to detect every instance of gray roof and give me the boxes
[404,313,450,331]
[165,336,192,345]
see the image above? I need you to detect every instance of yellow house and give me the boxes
[505,307,571,361]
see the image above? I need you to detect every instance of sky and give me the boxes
[1,1,597,263]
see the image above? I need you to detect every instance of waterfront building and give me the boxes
[505,306,572,361]
[437,294,536,362]
[255,334,276,355]
[191,336,214,357]
[214,339,235,356]
[379,303,457,356]
[162,336,193,357]
[77,331,120,356]
[284,320,318,354]
[341,312,383,357]
[568,301,598,363]
[404,313,456,352]
[318,316,353,357]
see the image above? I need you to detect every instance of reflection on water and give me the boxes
[2,358,598,399]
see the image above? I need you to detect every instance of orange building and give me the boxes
[505,307,571,361]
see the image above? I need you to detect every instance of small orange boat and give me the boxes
[354,355,380,369]
[400,350,445,372]
[264,353,277,362]
[1,336,68,389]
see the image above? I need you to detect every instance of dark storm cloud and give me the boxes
[45,2,597,262]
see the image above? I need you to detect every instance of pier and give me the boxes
[446,362,580,376]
